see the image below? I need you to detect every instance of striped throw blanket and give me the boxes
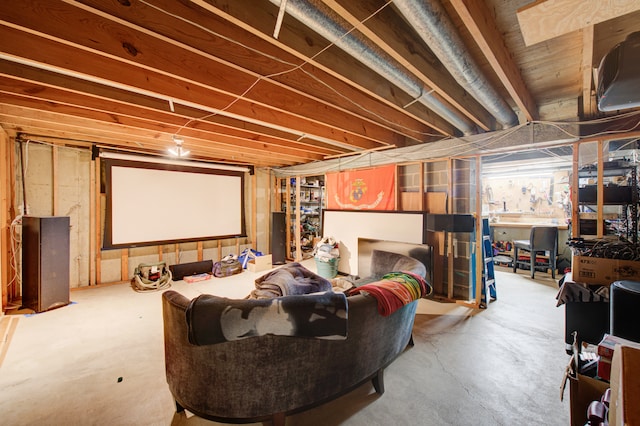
[349,271,432,316]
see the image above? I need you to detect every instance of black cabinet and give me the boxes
[22,216,70,312]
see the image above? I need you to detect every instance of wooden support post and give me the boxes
[175,244,180,264]
[447,158,454,300]
[95,160,101,285]
[235,238,240,256]
[158,245,163,261]
[7,136,17,301]
[251,172,257,250]
[52,145,59,216]
[197,242,203,261]
[285,178,291,260]
[89,156,96,286]
[474,155,483,308]
[418,162,424,211]
[217,240,222,261]
[0,132,11,308]
[394,164,400,209]
[597,139,604,238]
[121,249,128,282]
[571,143,580,239]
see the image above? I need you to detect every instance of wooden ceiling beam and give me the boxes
[0,73,339,158]
[78,0,444,142]
[0,97,322,164]
[0,58,341,151]
[13,129,285,167]
[449,0,538,122]
[581,25,597,118]
[517,0,640,46]
[0,105,300,167]
[186,0,456,136]
[0,0,426,147]
[0,23,383,152]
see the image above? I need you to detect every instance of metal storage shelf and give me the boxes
[576,162,638,243]
[279,176,325,261]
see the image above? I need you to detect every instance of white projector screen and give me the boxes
[103,158,246,249]
[322,210,424,276]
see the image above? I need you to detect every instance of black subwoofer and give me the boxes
[271,212,286,265]
[611,280,640,343]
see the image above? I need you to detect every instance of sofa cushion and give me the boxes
[186,291,348,345]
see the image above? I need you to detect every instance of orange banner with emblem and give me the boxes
[326,165,396,210]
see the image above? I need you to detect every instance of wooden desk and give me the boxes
[491,221,568,229]
[489,222,571,267]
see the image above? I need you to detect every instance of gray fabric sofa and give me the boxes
[162,251,427,425]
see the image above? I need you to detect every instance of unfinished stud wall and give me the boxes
[254,168,272,252]
[10,141,263,291]
[16,143,91,289]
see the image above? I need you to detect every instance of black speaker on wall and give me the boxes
[22,216,70,313]
[271,212,286,265]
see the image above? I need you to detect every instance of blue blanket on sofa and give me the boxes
[248,262,332,299]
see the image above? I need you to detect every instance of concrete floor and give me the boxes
[0,261,570,425]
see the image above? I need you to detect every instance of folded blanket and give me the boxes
[186,292,348,345]
[349,271,432,316]
[248,262,332,299]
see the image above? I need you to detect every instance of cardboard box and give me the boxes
[610,345,640,426]
[598,333,640,359]
[571,255,640,285]
[568,373,610,426]
[247,254,273,273]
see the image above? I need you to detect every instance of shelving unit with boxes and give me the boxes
[279,175,325,261]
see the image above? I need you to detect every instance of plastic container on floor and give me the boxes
[315,257,339,279]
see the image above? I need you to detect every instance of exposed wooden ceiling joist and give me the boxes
[517,0,640,46]
[0,0,637,168]
[448,0,538,121]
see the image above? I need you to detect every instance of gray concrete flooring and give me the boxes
[0,261,570,425]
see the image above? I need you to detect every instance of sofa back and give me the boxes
[162,289,417,422]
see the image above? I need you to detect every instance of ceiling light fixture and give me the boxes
[168,135,190,157]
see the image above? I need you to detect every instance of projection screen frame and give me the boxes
[102,157,247,250]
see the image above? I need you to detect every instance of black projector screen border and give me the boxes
[102,157,246,250]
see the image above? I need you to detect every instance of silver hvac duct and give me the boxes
[393,0,519,128]
[269,0,478,135]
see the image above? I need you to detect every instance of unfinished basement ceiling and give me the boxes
[0,0,639,168]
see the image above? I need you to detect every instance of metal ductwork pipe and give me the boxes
[393,0,519,128]
[269,0,478,135]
